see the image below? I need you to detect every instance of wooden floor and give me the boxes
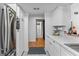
[29,37,45,48]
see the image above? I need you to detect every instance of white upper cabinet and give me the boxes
[51,6,63,25]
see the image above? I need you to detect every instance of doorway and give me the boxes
[29,19,45,48]
[36,19,45,47]
[28,19,46,55]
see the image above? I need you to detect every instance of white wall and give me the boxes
[51,6,63,26]
[62,5,71,32]
[45,6,64,35]
[71,3,79,34]
[24,14,28,53]
[45,5,71,35]
[45,12,53,35]
[16,5,28,56]
[28,15,44,42]
[16,6,24,56]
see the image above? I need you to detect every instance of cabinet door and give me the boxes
[48,41,55,56]
[45,36,61,56]
[54,42,61,56]
[47,39,60,56]
[45,36,55,56]
[61,47,74,56]
[45,36,50,51]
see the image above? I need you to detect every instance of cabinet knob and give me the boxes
[50,42,52,44]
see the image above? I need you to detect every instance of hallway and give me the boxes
[29,37,45,48]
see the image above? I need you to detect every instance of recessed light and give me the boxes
[33,8,39,10]
[37,8,39,10]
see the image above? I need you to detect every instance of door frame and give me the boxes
[36,19,45,40]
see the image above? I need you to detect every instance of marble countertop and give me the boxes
[46,34,79,56]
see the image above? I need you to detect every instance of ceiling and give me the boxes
[0,3,4,8]
[18,3,71,15]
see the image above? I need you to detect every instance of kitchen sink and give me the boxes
[64,44,79,53]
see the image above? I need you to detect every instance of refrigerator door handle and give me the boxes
[0,8,5,54]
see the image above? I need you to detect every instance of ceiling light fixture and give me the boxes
[33,8,39,10]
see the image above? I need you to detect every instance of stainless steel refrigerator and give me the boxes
[0,4,16,56]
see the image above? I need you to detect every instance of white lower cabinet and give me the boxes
[54,42,60,56]
[45,35,74,56]
[45,36,50,52]
[60,47,74,56]
[48,41,55,56]
[49,40,60,56]
[45,36,60,56]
